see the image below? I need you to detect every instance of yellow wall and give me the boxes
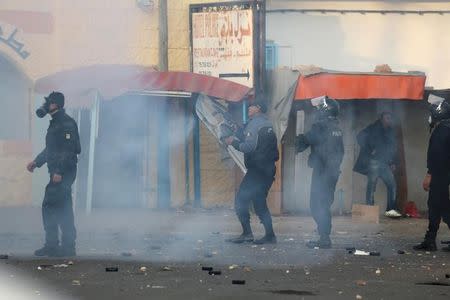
[0,0,159,81]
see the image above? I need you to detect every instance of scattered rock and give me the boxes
[229,264,239,270]
[375,269,381,275]
[356,280,367,286]
[72,280,81,286]
[356,294,363,299]
[139,267,147,272]
[397,250,405,255]
[161,266,172,271]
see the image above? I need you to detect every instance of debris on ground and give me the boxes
[202,266,213,271]
[397,250,405,255]
[243,267,252,272]
[151,286,166,289]
[445,274,450,279]
[139,266,147,272]
[352,250,380,256]
[72,280,81,286]
[232,280,246,285]
[204,252,213,258]
[68,261,74,265]
[53,264,69,268]
[356,294,363,300]
[105,267,119,272]
[375,269,381,275]
[229,264,239,270]
[356,280,367,286]
[209,270,222,276]
[161,266,172,271]
[37,264,53,270]
[0,254,9,259]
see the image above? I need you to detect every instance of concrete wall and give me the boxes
[267,1,439,211]
[267,0,450,88]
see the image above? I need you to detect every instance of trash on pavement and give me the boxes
[72,280,81,286]
[105,267,119,272]
[209,270,222,276]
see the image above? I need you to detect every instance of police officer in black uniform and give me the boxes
[225,100,279,244]
[414,95,450,252]
[296,96,344,249]
[27,92,81,257]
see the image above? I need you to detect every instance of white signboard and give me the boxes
[192,7,254,88]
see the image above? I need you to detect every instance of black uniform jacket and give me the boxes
[35,109,81,175]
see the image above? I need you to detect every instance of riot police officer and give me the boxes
[225,100,279,244]
[27,92,81,257]
[296,96,344,249]
[414,95,450,252]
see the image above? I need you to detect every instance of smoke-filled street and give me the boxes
[0,209,449,299]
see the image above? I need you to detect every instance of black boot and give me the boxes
[413,232,437,251]
[306,236,332,249]
[34,245,62,257]
[226,233,254,244]
[253,234,277,245]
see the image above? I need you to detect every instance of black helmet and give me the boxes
[428,94,450,126]
[311,96,339,119]
[45,91,65,108]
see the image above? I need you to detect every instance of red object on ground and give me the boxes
[34,65,252,108]
[404,201,421,218]
[295,71,426,101]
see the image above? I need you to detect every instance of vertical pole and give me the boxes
[193,104,201,208]
[159,0,168,71]
[86,93,99,214]
[184,100,190,205]
[157,100,170,209]
[242,100,248,124]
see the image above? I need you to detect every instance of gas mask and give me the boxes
[36,98,52,118]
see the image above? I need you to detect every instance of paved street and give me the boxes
[0,208,449,299]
